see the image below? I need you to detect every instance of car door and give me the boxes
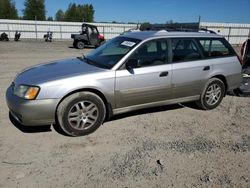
[171,38,210,98]
[115,39,172,108]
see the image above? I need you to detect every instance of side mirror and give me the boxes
[126,59,141,70]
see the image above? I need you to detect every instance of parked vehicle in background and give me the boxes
[234,38,250,96]
[0,32,9,41]
[14,31,21,41]
[71,23,105,49]
[6,30,242,136]
[241,38,250,68]
[44,31,53,42]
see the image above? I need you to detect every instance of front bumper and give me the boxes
[6,85,60,125]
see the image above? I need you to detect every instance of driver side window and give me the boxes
[128,39,168,68]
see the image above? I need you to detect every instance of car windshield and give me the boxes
[85,36,141,69]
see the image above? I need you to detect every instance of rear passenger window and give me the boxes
[198,39,234,58]
[147,41,157,52]
[171,39,202,62]
[128,40,168,67]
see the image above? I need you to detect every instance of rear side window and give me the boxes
[171,38,202,62]
[197,38,235,58]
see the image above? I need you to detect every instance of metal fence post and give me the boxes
[7,22,10,38]
[228,27,231,42]
[35,20,38,40]
[60,25,62,40]
[102,26,105,36]
[248,28,250,38]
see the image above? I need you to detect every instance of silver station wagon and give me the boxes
[6,30,242,136]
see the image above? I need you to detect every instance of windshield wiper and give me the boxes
[77,56,110,69]
[77,56,100,67]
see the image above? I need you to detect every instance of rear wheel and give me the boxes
[76,41,85,49]
[57,92,106,136]
[196,78,225,110]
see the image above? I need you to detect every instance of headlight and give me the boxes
[14,85,40,100]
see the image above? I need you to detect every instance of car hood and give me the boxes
[14,58,104,85]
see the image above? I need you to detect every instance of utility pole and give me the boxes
[198,15,201,29]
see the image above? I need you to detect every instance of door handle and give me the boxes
[203,66,210,71]
[159,71,169,77]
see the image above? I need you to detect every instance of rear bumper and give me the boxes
[6,86,60,126]
[227,73,243,92]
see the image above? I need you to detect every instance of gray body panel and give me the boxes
[115,64,172,108]
[6,31,242,125]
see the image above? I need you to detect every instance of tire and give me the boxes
[196,78,225,110]
[57,92,106,136]
[76,41,85,49]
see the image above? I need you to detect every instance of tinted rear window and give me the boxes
[197,38,235,58]
[171,38,202,62]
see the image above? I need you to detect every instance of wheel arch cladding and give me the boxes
[55,88,112,122]
[211,75,228,93]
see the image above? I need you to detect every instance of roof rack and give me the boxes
[140,23,217,34]
[199,28,216,34]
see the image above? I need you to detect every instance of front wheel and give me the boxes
[196,78,225,110]
[57,92,106,136]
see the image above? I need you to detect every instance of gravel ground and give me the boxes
[0,41,249,188]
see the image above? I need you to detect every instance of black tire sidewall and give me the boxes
[202,79,225,110]
[58,92,105,136]
[77,41,84,49]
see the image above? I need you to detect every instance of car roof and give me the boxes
[82,23,97,28]
[124,30,223,40]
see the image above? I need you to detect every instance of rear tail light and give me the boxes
[98,34,104,40]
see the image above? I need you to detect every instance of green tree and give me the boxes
[81,4,94,22]
[55,9,64,21]
[64,3,94,22]
[23,0,46,20]
[47,16,53,21]
[0,0,18,19]
[64,3,77,22]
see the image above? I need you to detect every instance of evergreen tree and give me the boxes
[0,0,18,19]
[81,4,94,22]
[47,16,53,21]
[55,9,64,21]
[64,3,77,22]
[23,0,46,20]
[63,3,94,22]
